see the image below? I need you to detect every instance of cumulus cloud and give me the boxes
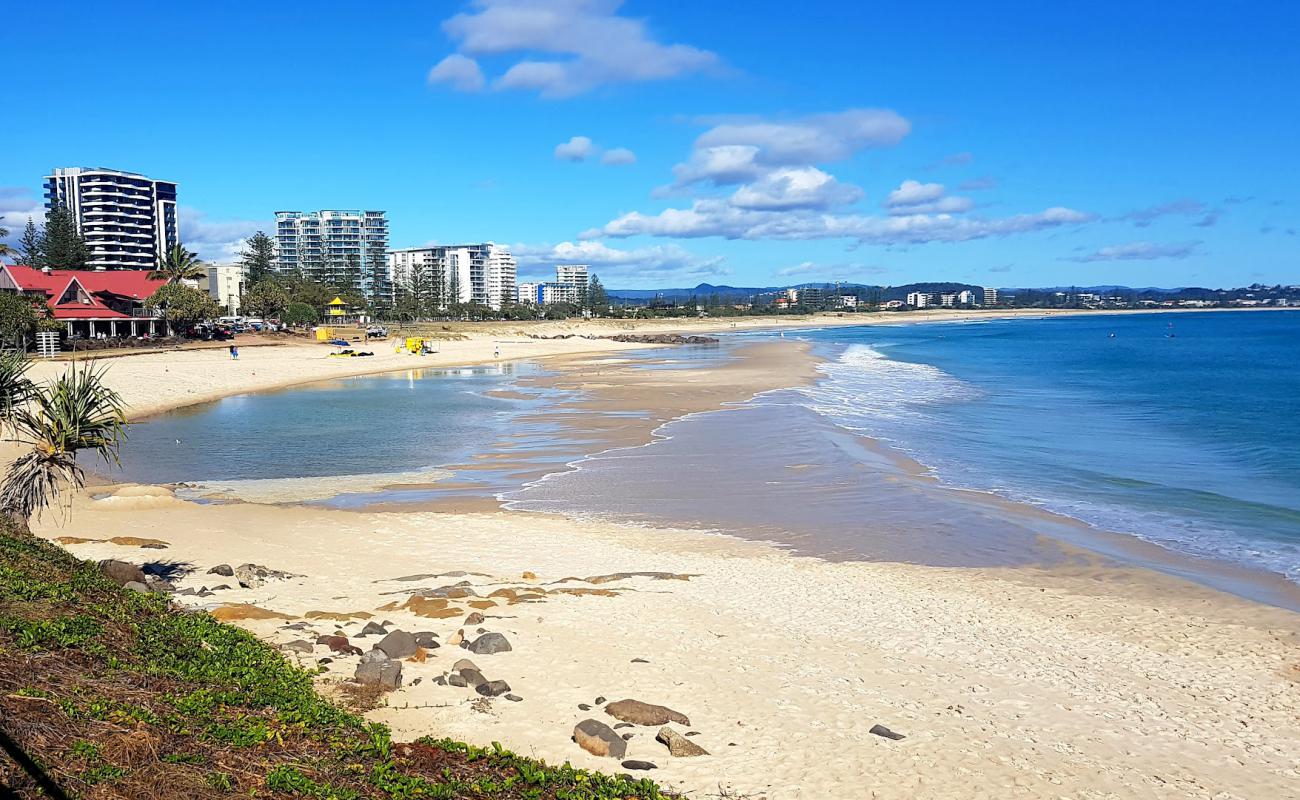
[729,167,862,211]
[673,109,910,187]
[427,53,486,91]
[0,187,43,248]
[178,207,266,262]
[882,179,972,215]
[1070,241,1199,262]
[590,199,1092,246]
[600,147,637,166]
[429,0,721,98]
[554,135,596,162]
[513,239,728,282]
[554,137,636,165]
[885,179,945,208]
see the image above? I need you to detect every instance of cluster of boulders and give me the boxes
[98,560,302,598]
[572,698,709,770]
[206,562,298,589]
[525,332,720,345]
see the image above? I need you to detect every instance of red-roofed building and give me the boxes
[0,265,169,339]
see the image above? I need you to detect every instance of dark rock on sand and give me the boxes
[476,680,511,697]
[573,719,626,759]
[355,650,402,690]
[413,631,440,648]
[631,658,649,663]
[657,727,709,757]
[505,694,522,702]
[359,621,387,637]
[869,724,906,740]
[448,674,467,688]
[621,760,656,771]
[207,564,234,577]
[315,635,362,657]
[234,563,295,589]
[464,611,486,625]
[458,668,487,688]
[621,733,634,741]
[578,703,592,711]
[376,630,418,659]
[605,699,690,727]
[281,640,314,654]
[594,696,606,705]
[99,559,148,587]
[613,723,633,729]
[434,675,447,686]
[452,658,479,673]
[467,632,512,655]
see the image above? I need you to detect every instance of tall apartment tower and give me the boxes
[387,243,518,311]
[983,286,999,306]
[555,264,589,288]
[274,210,389,298]
[44,167,178,270]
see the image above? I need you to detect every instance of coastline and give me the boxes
[28,324,1300,798]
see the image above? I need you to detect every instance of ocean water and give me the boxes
[787,311,1300,582]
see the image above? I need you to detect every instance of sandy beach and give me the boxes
[25,317,1300,799]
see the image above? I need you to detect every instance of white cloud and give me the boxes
[885,179,945,207]
[555,137,636,166]
[554,135,596,162]
[431,0,720,98]
[601,147,637,166]
[0,187,43,247]
[178,207,266,262]
[590,199,1093,246]
[673,109,910,187]
[881,179,972,215]
[427,53,487,91]
[513,239,728,282]
[729,167,862,211]
[1070,241,1199,262]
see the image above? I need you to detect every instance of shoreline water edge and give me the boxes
[28,309,1300,799]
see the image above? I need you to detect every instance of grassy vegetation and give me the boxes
[0,523,668,799]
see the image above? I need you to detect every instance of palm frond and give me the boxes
[0,350,35,432]
[1,361,128,520]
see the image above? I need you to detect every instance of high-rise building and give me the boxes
[387,243,517,310]
[555,264,589,288]
[44,167,178,270]
[206,263,248,314]
[274,210,389,298]
[983,286,999,306]
[906,291,932,308]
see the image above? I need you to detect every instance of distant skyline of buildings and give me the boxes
[387,243,518,310]
[518,264,588,305]
[44,167,178,270]
[274,209,390,297]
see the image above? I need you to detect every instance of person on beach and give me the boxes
[494,344,500,359]
[229,344,238,360]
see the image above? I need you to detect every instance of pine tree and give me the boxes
[588,274,608,312]
[18,218,44,268]
[41,204,89,269]
[239,231,277,284]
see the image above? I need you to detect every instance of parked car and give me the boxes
[186,323,234,341]
[366,325,388,338]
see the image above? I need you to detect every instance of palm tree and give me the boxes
[0,226,14,263]
[0,350,35,434]
[149,243,207,284]
[1,361,127,523]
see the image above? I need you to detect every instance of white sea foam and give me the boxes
[792,343,977,427]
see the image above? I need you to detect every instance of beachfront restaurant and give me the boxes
[0,265,169,339]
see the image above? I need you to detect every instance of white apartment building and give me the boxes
[906,291,932,308]
[274,210,389,298]
[940,293,958,307]
[207,263,248,314]
[44,167,178,270]
[957,290,976,305]
[555,264,589,288]
[387,243,517,310]
[517,282,542,304]
[837,295,858,308]
[983,286,999,306]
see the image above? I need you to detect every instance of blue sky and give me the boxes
[2,0,1296,288]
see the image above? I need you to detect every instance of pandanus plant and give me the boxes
[0,351,127,524]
